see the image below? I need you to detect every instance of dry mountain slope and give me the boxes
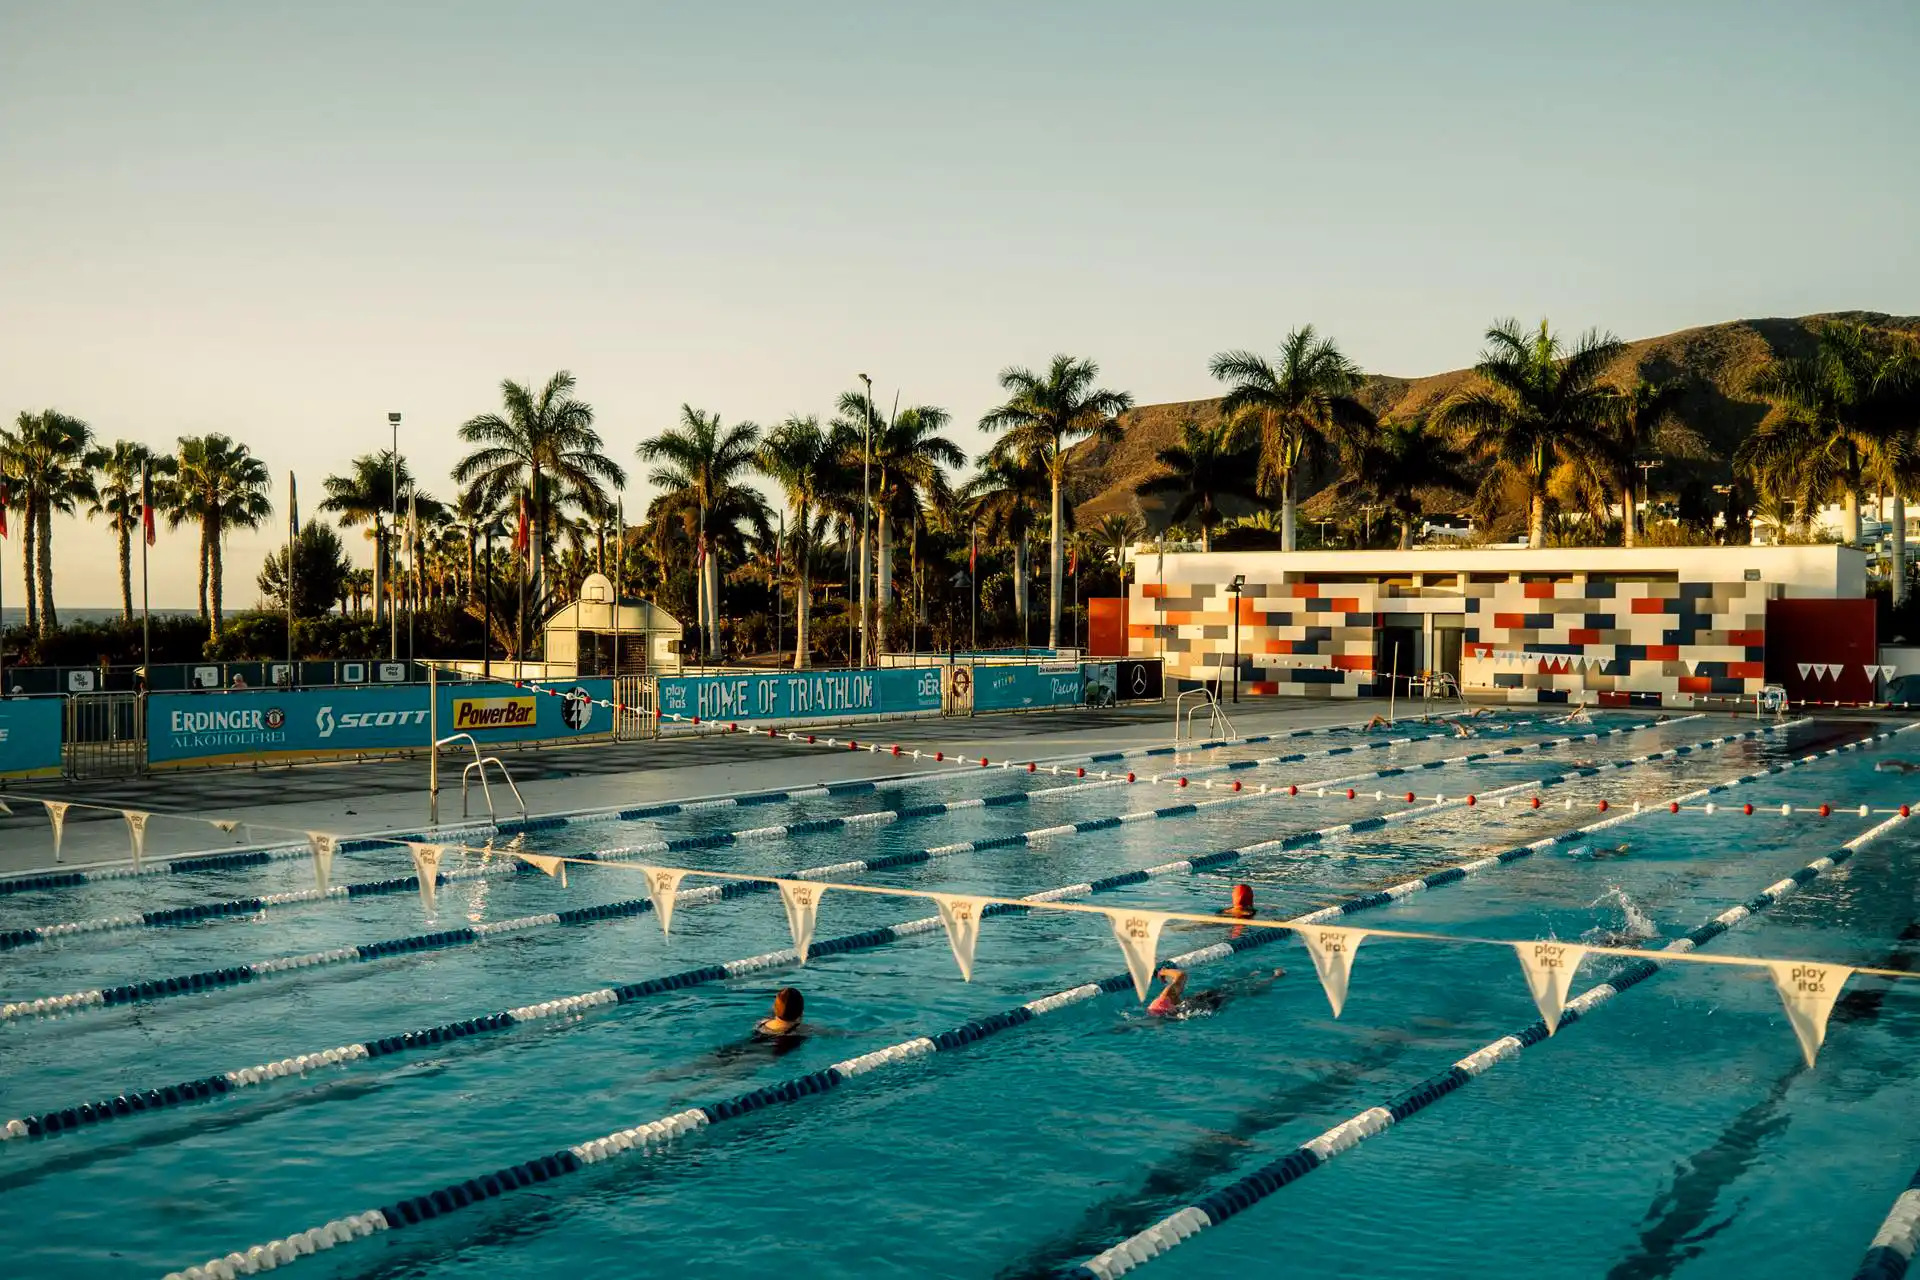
[1072,311,1920,527]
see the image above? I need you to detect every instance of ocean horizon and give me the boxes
[2,607,199,626]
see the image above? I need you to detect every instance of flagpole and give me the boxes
[140,463,152,675]
[286,470,296,683]
[612,499,623,686]
[776,508,784,663]
[969,526,978,654]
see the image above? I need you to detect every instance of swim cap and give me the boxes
[1232,883,1254,909]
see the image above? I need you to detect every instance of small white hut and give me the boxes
[540,573,682,675]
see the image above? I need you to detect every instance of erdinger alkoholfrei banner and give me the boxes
[0,695,64,778]
[655,667,943,724]
[147,679,615,767]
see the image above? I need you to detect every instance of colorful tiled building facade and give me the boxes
[1125,547,1865,709]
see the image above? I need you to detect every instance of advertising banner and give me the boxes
[1114,659,1165,703]
[1082,663,1118,708]
[148,679,615,766]
[973,663,1084,712]
[655,667,943,724]
[0,696,64,778]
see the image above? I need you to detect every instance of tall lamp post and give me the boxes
[1635,460,1658,538]
[857,372,874,668]
[388,411,401,662]
[1226,573,1245,703]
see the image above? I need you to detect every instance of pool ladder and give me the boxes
[430,732,528,826]
[1175,686,1235,746]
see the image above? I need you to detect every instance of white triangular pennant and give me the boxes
[1886,665,1902,681]
[407,842,445,914]
[211,818,240,834]
[1299,925,1367,1017]
[1106,909,1169,1001]
[1767,960,1852,1067]
[307,832,338,894]
[1797,663,1813,679]
[643,866,688,936]
[122,810,151,870]
[933,894,989,981]
[0,799,12,816]
[44,800,71,863]
[1823,664,1839,680]
[777,879,824,963]
[1514,940,1587,1034]
[1864,664,1879,682]
[517,851,568,889]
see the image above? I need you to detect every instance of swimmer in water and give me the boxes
[1453,720,1476,738]
[1568,842,1633,860]
[755,986,807,1040]
[1146,966,1288,1018]
[1221,883,1255,919]
[1362,715,1393,733]
[1875,759,1920,774]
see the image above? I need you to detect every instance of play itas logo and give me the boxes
[453,695,538,732]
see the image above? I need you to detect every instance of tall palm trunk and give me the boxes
[1048,468,1064,648]
[1280,469,1298,552]
[794,556,812,669]
[1529,489,1548,549]
[118,524,134,620]
[208,515,226,635]
[21,495,40,635]
[1842,489,1861,545]
[876,505,893,611]
[1621,483,1639,549]
[36,502,57,632]
[1013,532,1030,638]
[704,548,721,658]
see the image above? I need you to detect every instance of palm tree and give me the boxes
[1602,380,1709,547]
[1332,419,1473,549]
[864,404,966,615]
[318,451,437,623]
[978,354,1133,648]
[1132,417,1263,552]
[169,433,273,636]
[1435,319,1625,549]
[963,444,1051,641]
[758,415,835,668]
[0,410,97,633]
[1094,511,1144,585]
[639,406,763,659]
[84,439,167,621]
[1744,323,1917,546]
[455,371,626,603]
[1209,327,1375,552]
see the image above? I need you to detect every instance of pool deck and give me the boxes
[0,699,1431,875]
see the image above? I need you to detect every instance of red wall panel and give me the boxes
[1764,598,1877,703]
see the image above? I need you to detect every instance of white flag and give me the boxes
[0,799,11,816]
[777,879,824,963]
[44,800,71,864]
[643,866,687,936]
[211,818,240,834]
[518,851,568,888]
[1822,664,1839,680]
[1106,909,1168,1001]
[1514,940,1587,1034]
[1299,925,1367,1017]
[123,810,151,871]
[307,832,338,894]
[408,842,445,914]
[1767,960,1852,1067]
[933,894,990,981]
[1797,663,1813,679]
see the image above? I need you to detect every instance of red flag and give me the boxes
[1069,545,1078,576]
[513,494,529,555]
[141,466,156,547]
[968,529,977,577]
[695,531,707,568]
[0,482,9,539]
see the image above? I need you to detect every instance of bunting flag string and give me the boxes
[1766,959,1852,1066]
[406,844,444,914]
[776,879,823,963]
[1107,908,1168,1001]
[122,810,151,872]
[644,867,688,937]
[307,833,337,895]
[515,851,567,888]
[1299,925,1366,1017]
[933,894,989,981]
[42,800,70,864]
[1513,939,1587,1034]
[0,799,12,816]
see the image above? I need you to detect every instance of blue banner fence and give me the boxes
[0,696,65,778]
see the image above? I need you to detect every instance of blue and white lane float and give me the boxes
[0,716,1748,1016]
[1,724,1798,1140]
[1062,737,1920,1279]
[1856,1167,1920,1280]
[0,708,1486,892]
[148,729,1870,1280]
[0,715,1701,954]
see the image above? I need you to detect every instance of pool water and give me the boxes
[2,713,1916,1279]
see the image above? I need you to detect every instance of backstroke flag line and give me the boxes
[307,832,337,894]
[43,801,70,864]
[644,867,687,936]
[933,894,989,981]
[122,810,151,872]
[1107,908,1168,1001]
[777,880,823,963]
[517,851,567,888]
[1300,925,1367,1017]
[1515,940,1587,1035]
[1767,959,1852,1067]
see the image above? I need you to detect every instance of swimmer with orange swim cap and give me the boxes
[1221,883,1255,919]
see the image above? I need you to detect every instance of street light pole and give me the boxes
[857,372,874,668]
[388,411,401,662]
[1227,574,1245,704]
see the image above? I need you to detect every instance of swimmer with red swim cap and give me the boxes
[1221,883,1255,919]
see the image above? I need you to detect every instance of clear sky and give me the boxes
[3,1,1916,608]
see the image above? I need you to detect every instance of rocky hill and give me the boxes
[1071,311,1920,528]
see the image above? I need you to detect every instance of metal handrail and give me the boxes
[1174,686,1234,745]
[432,732,527,824]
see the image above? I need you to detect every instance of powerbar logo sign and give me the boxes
[315,705,430,739]
[167,706,289,751]
[453,696,538,732]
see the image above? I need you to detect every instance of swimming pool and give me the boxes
[2,711,1915,1279]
